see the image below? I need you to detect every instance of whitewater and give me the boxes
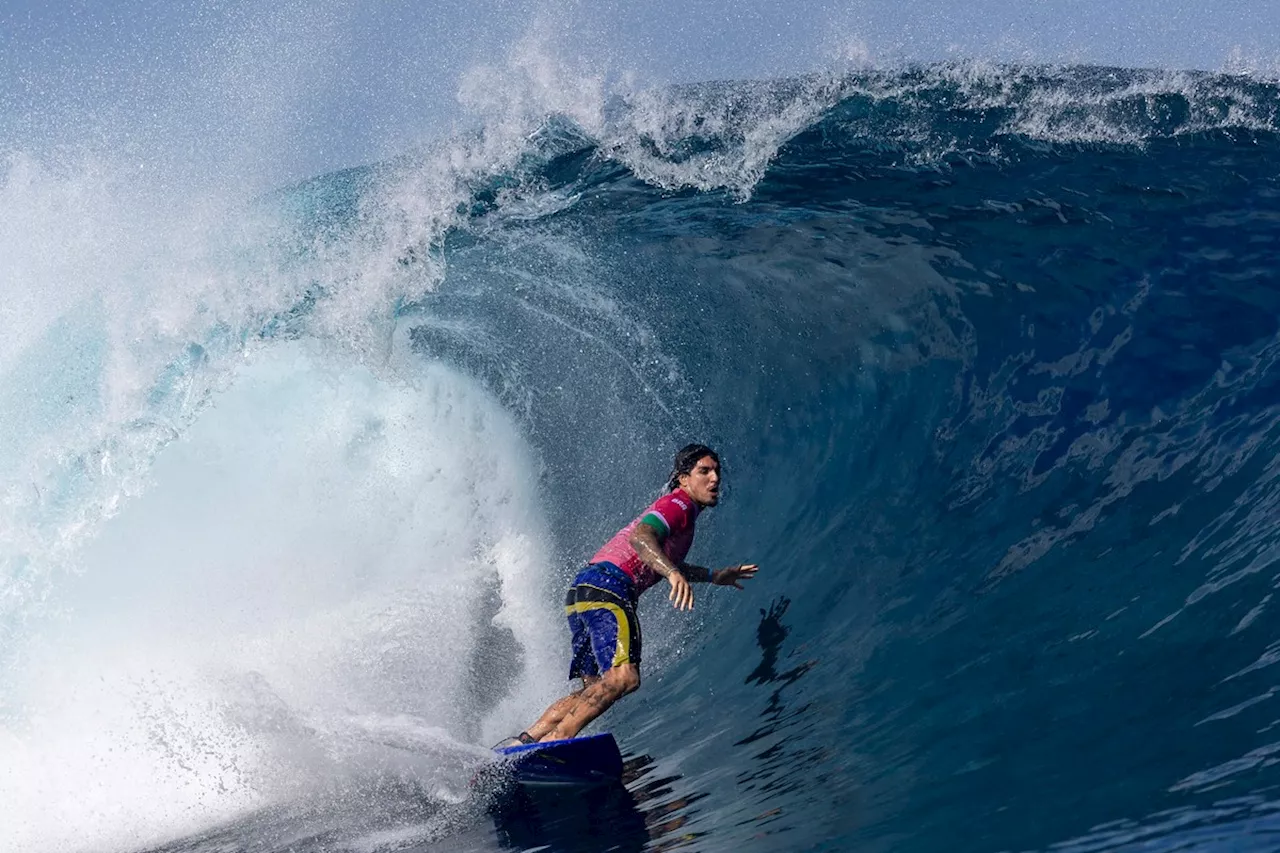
[5,22,1280,853]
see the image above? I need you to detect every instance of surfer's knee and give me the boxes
[606,664,640,696]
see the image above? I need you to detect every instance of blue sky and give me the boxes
[3,0,1277,186]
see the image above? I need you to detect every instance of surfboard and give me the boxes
[492,732,624,787]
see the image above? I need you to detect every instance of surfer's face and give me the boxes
[679,456,721,507]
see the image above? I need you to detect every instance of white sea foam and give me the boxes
[1,339,564,853]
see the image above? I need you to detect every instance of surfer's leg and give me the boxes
[539,585,641,740]
[524,678,596,741]
[529,569,642,742]
[520,580,603,741]
[541,664,639,741]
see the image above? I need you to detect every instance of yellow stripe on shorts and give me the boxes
[564,600,633,668]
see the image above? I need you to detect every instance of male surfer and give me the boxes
[498,444,758,746]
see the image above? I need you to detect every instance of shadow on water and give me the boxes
[744,597,815,690]
[730,596,838,843]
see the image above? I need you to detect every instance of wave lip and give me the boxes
[440,62,1280,217]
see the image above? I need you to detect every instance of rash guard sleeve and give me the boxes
[639,491,698,542]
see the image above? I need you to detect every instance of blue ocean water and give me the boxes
[4,64,1280,853]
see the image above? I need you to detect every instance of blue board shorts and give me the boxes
[565,562,641,680]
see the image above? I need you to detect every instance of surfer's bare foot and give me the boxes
[491,732,536,749]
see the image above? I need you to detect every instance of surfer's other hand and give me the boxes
[668,570,694,610]
[715,563,759,589]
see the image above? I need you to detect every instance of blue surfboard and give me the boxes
[493,732,624,787]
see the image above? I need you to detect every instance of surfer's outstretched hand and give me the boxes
[714,563,759,590]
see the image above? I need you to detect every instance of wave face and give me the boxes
[5,64,1280,853]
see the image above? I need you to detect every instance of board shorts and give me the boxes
[565,561,642,680]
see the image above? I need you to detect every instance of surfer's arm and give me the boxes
[680,562,759,587]
[629,523,681,579]
[678,562,715,583]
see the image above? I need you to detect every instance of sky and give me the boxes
[2,0,1278,187]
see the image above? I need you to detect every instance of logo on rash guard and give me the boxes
[672,497,690,512]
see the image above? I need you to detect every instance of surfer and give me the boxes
[499,444,759,746]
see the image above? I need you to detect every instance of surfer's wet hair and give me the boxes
[668,444,721,491]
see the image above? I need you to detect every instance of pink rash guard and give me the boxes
[589,489,701,595]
